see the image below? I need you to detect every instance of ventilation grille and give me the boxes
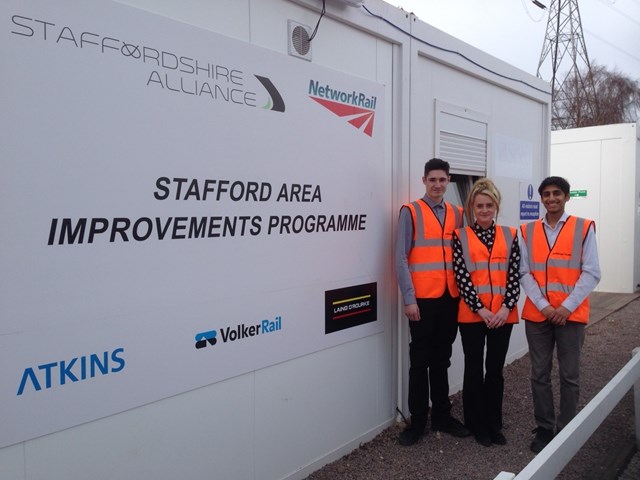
[439,131,487,174]
[288,20,312,61]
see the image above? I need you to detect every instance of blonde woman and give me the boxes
[452,178,520,447]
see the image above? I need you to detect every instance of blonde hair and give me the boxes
[465,178,501,225]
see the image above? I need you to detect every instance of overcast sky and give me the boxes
[382,0,640,81]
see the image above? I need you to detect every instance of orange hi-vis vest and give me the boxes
[405,200,463,298]
[455,225,519,324]
[520,216,594,323]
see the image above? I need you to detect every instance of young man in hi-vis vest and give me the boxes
[520,176,601,454]
[395,158,471,446]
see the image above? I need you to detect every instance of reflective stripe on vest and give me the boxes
[520,216,593,323]
[456,225,519,324]
[406,200,463,298]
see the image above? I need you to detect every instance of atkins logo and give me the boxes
[308,80,377,137]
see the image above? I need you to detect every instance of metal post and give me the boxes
[634,347,640,450]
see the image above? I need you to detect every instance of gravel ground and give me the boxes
[306,298,640,480]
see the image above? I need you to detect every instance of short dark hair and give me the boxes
[538,176,570,196]
[424,158,450,176]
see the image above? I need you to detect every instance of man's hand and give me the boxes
[541,305,555,319]
[404,303,420,321]
[541,305,570,325]
[548,306,570,326]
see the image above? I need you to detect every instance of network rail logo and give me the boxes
[308,80,377,137]
[194,316,283,349]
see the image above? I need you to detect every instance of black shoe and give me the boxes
[399,423,425,446]
[431,417,471,438]
[530,427,554,453]
[474,433,492,447]
[490,431,507,445]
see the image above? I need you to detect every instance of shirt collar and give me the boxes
[422,194,445,210]
[542,211,570,228]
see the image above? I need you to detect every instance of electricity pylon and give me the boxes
[536,0,598,130]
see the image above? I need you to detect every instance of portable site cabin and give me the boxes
[0,1,550,479]
[551,123,640,294]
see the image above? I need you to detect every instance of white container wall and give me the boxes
[0,1,550,479]
[551,123,640,294]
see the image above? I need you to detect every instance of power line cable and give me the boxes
[520,0,547,22]
[595,0,640,27]
[585,28,640,65]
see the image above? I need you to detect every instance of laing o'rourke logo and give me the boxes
[195,316,282,349]
[308,80,377,137]
[325,282,377,334]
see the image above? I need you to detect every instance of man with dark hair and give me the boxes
[537,175,571,197]
[395,158,470,446]
[520,176,601,453]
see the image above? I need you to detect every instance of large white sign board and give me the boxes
[0,0,385,447]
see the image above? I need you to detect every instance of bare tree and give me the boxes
[554,64,640,129]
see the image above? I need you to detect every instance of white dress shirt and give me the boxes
[519,212,601,313]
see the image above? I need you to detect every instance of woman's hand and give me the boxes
[477,307,494,326]
[488,306,510,329]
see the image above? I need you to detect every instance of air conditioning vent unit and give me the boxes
[288,20,312,61]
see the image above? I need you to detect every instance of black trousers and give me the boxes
[407,292,459,427]
[459,321,513,436]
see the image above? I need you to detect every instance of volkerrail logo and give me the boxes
[308,80,377,137]
[194,316,283,350]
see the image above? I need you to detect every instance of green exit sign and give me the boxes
[570,190,587,198]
